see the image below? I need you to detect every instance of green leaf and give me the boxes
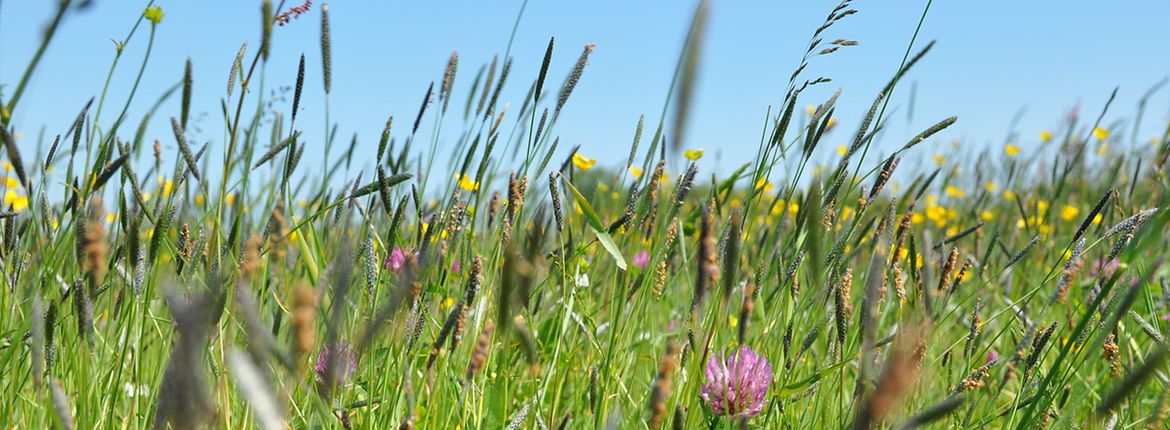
[775,359,849,396]
[562,176,628,270]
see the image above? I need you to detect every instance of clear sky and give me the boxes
[3,0,1169,178]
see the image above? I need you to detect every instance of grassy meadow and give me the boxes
[3,0,1170,428]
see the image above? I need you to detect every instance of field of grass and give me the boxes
[3,1,1170,429]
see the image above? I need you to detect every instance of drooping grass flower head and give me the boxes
[700,346,772,418]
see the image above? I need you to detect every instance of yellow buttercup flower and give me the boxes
[454,173,480,191]
[1040,131,1053,142]
[1004,144,1019,157]
[1093,126,1108,141]
[771,201,785,216]
[1003,190,1016,201]
[3,190,28,211]
[933,154,945,166]
[945,185,966,198]
[1060,205,1079,222]
[981,211,994,221]
[3,177,18,189]
[836,146,847,156]
[1,162,12,171]
[754,178,774,193]
[684,148,704,161]
[985,182,998,193]
[629,166,643,178]
[572,153,595,170]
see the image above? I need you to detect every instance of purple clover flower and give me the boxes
[315,341,357,385]
[385,247,406,273]
[700,346,773,418]
[632,250,650,269]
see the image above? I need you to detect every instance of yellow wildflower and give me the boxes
[572,153,595,170]
[3,190,28,211]
[945,185,966,198]
[455,173,480,191]
[684,148,704,160]
[629,166,643,178]
[1060,205,1079,222]
[1040,131,1053,142]
[755,178,774,193]
[1093,126,1108,141]
[143,6,164,25]
[1004,144,1019,157]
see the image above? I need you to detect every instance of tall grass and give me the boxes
[1,1,1169,429]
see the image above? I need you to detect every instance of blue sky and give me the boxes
[3,0,1169,179]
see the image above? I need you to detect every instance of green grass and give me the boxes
[2,0,1170,429]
